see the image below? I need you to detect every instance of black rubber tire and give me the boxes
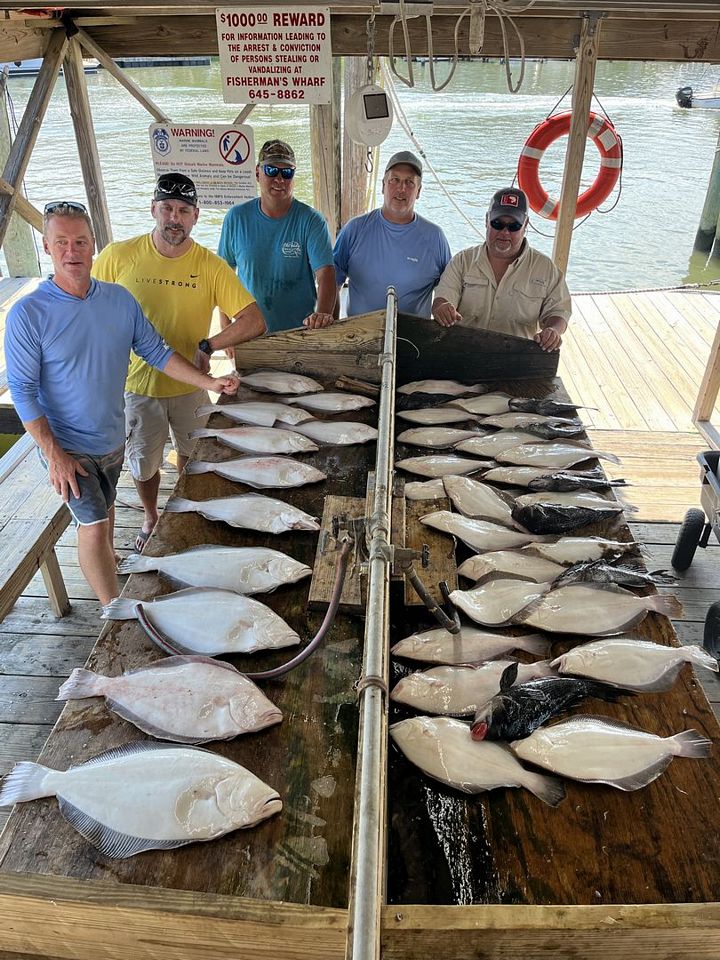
[671,507,706,571]
[704,602,720,658]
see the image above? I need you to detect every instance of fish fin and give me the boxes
[685,645,720,673]
[194,404,216,418]
[56,668,103,701]
[515,633,552,657]
[101,597,140,620]
[596,451,622,465]
[647,569,678,585]
[583,681,636,703]
[188,428,211,439]
[0,761,53,805]
[670,729,713,758]
[164,497,195,514]
[116,554,152,575]
[523,771,566,807]
[184,461,214,475]
[499,662,519,691]
[129,654,241,674]
[527,659,558,678]
[78,741,208,769]
[649,593,683,620]
[57,796,193,859]
[603,756,674,792]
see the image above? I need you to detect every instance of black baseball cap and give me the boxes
[154,172,198,206]
[487,187,528,225]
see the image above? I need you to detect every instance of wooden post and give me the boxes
[551,14,602,275]
[342,57,373,226]
[0,70,39,277]
[309,59,341,241]
[0,28,67,250]
[63,38,112,251]
[694,130,720,256]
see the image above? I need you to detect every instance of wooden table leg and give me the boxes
[39,548,71,617]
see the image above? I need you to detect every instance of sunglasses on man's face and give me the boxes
[44,201,88,215]
[489,218,524,233]
[262,164,295,180]
[155,178,197,199]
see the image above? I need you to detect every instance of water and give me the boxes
[3,57,720,291]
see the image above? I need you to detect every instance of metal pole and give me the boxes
[346,288,397,960]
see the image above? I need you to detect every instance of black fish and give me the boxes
[552,560,677,588]
[509,398,592,416]
[522,420,585,440]
[470,663,632,741]
[527,471,628,492]
[511,502,622,534]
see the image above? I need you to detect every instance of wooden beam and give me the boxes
[310,59,341,241]
[341,57,373,226]
[551,14,602,275]
[0,19,45,64]
[0,69,40,275]
[693,307,720,422]
[0,27,67,250]
[63,37,113,251]
[0,178,43,231]
[232,103,255,126]
[75,26,172,123]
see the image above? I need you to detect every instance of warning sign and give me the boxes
[148,123,256,208]
[216,6,332,105]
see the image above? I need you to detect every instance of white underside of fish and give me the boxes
[449,579,554,627]
[442,475,516,525]
[403,478,447,500]
[57,656,283,742]
[483,466,580,488]
[511,716,712,790]
[164,494,320,533]
[398,379,485,396]
[397,456,491,478]
[186,456,326,488]
[514,490,623,511]
[293,420,378,445]
[0,744,282,857]
[390,716,565,805]
[189,426,318,455]
[523,536,637,565]
[420,510,539,551]
[397,407,480,425]
[280,392,375,411]
[480,412,581,429]
[391,626,550,664]
[102,587,302,654]
[497,441,620,468]
[455,431,538,457]
[117,546,312,594]
[458,550,565,583]
[551,638,718,691]
[238,369,323,394]
[397,427,484,448]
[448,393,512,415]
[196,401,313,427]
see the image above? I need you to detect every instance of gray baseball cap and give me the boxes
[487,187,528,225]
[385,150,422,178]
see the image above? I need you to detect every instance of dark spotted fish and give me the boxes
[526,470,629,492]
[508,398,592,416]
[511,500,624,534]
[552,560,677,588]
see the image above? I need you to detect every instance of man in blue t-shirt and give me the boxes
[217,139,335,333]
[333,150,451,318]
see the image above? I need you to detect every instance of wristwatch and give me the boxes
[198,338,213,356]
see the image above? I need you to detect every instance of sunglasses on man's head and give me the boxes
[489,218,524,232]
[156,178,196,198]
[262,164,295,180]
[44,201,88,215]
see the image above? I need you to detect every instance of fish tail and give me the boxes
[56,668,104,701]
[184,461,213,475]
[0,762,54,806]
[101,597,140,620]
[116,553,153,575]
[597,451,622,464]
[517,633,551,657]
[530,659,558,678]
[670,729,713,758]
[164,497,194,514]
[523,771,566,807]
[649,594,684,620]
[194,404,216,418]
[685,645,720,673]
[188,428,212,439]
[615,491,638,513]
[584,680,635,703]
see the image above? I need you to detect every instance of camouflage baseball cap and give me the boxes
[258,139,296,167]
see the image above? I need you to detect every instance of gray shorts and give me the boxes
[124,390,209,481]
[38,444,124,526]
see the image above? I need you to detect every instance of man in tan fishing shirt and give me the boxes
[431,187,571,351]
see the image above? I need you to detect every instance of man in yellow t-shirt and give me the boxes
[92,172,266,551]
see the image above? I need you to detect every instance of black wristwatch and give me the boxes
[198,338,213,356]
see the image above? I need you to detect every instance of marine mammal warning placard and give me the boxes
[216,6,332,105]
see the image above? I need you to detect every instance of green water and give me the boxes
[0,433,20,458]
[4,57,720,291]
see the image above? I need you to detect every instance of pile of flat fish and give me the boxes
[164,494,320,533]
[280,392,375,411]
[397,427,485,448]
[551,637,718,692]
[58,656,283,742]
[397,407,480,426]
[186,456,326,488]
[390,716,565,806]
[196,401,312,427]
[511,717,711,791]
[391,626,550,664]
[398,380,486,396]
[396,456,492,479]
[496,441,620,469]
[511,489,628,534]
[102,588,301,654]
[118,545,311,594]
[293,420,378,446]
[189,425,317,455]
[238,369,323,394]
[0,743,282,858]
[421,511,543,551]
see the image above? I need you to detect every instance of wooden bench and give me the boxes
[0,432,71,623]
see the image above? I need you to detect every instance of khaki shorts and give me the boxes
[124,390,209,481]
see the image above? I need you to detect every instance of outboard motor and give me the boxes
[676,86,693,108]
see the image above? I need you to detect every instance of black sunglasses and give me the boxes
[489,218,524,232]
[44,201,88,215]
[262,164,295,180]
[155,177,197,199]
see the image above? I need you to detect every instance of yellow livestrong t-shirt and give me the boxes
[92,234,255,397]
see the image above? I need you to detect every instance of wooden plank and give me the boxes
[0,723,50,774]
[38,550,71,618]
[308,495,366,611]
[695,303,720,422]
[0,597,101,637]
[390,482,406,582]
[403,498,457,606]
[0,514,73,622]
[0,634,96,677]
[341,57,372,227]
[309,59,341,242]
[0,676,64,725]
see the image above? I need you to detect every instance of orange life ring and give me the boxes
[517,111,622,220]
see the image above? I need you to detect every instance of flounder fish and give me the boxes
[508,397,587,416]
[522,536,638,565]
[458,550,565,583]
[396,456,491,479]
[449,579,554,628]
[293,420,378,445]
[117,546,311,594]
[186,456,326,488]
[390,716,565,807]
[442,475,517,526]
[420,511,542,551]
[196,401,312,427]
[280,392,375,411]
[102,588,302,654]
[455,431,538,457]
[510,716,712,791]
[189,425,317,455]
[511,490,627,534]
[0,743,282,858]
[398,380,486,396]
[164,494,320,533]
[483,465,624,491]
[397,427,485,448]
[497,441,621,469]
[480,412,582,431]
[238,369,323,394]
[552,560,675,589]
[404,478,447,500]
[391,626,550,664]
[397,407,480,425]
[448,393,513,415]
[57,656,283,743]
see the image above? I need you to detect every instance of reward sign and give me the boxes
[216,6,332,105]
[149,122,256,208]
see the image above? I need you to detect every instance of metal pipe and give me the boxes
[346,288,397,960]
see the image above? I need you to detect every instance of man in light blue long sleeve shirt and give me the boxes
[5,202,238,606]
